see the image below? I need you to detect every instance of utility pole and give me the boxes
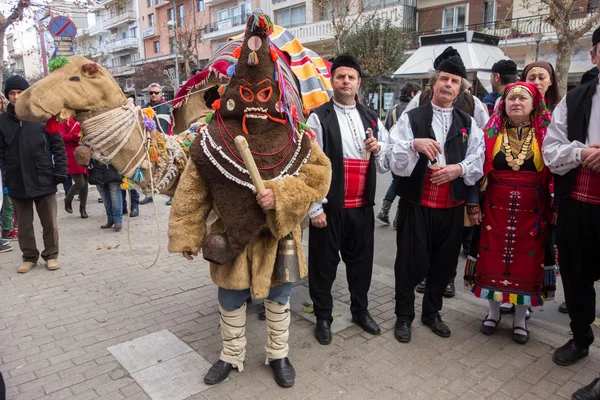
[168,0,180,91]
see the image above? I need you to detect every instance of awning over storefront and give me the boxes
[394,31,508,80]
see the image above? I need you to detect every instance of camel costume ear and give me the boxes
[81,63,100,78]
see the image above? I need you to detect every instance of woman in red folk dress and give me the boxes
[47,117,89,219]
[464,82,555,344]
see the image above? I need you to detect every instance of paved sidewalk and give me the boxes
[0,194,598,400]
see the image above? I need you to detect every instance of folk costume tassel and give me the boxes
[121,176,134,190]
[133,168,145,183]
[248,51,259,66]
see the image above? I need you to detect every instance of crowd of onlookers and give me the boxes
[0,77,172,274]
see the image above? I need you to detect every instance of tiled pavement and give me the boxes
[0,193,598,400]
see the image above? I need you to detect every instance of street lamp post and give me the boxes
[167,1,180,91]
[534,21,544,62]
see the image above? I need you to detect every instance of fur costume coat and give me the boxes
[168,140,331,299]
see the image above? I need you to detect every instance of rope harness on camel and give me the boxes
[79,99,189,269]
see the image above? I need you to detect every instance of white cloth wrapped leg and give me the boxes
[219,303,247,371]
[264,300,291,363]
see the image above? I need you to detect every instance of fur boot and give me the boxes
[377,200,392,224]
[219,303,247,371]
[264,300,290,362]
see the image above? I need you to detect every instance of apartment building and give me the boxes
[201,0,260,52]
[6,30,37,78]
[137,0,211,87]
[201,0,416,56]
[411,0,599,81]
[88,0,144,90]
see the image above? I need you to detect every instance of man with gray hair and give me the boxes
[140,83,173,205]
[387,47,485,343]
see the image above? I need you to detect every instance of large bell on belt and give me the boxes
[202,232,236,265]
[273,233,301,283]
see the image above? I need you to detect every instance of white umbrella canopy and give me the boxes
[394,32,508,79]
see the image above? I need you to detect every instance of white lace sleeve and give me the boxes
[542,97,584,176]
[388,113,420,177]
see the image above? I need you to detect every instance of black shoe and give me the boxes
[130,208,139,217]
[572,377,600,400]
[512,325,529,344]
[422,316,451,338]
[80,207,88,219]
[123,209,128,215]
[100,221,114,229]
[140,196,153,205]
[553,339,589,366]
[166,197,172,206]
[113,222,122,231]
[352,313,381,335]
[559,302,568,314]
[98,197,103,203]
[480,315,501,336]
[443,281,455,298]
[415,279,426,294]
[315,319,332,345]
[64,198,73,214]
[394,320,411,343]
[204,360,233,385]
[269,357,295,388]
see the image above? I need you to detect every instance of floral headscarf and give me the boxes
[483,82,551,175]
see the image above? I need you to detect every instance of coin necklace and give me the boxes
[503,129,533,171]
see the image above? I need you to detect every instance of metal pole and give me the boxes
[172,0,180,91]
[535,42,540,61]
[37,17,49,76]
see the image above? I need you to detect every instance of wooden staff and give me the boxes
[234,136,265,193]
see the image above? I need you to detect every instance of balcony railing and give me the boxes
[203,13,251,34]
[287,4,416,44]
[88,21,104,35]
[103,10,137,29]
[104,36,139,52]
[407,9,598,49]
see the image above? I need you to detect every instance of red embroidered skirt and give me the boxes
[344,158,369,208]
[470,170,550,306]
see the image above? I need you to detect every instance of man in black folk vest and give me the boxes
[409,48,490,299]
[543,27,600,399]
[306,54,389,345]
[388,49,485,343]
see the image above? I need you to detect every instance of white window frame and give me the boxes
[240,2,251,17]
[178,5,184,26]
[275,4,306,28]
[483,0,496,28]
[441,4,467,32]
[218,9,229,21]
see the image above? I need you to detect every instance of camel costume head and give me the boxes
[16,56,127,123]
[16,56,186,196]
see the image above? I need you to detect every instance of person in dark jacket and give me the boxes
[140,83,173,205]
[384,82,422,131]
[482,60,518,114]
[378,82,422,228]
[88,160,123,231]
[0,75,68,274]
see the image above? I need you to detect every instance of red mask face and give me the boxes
[218,35,286,135]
